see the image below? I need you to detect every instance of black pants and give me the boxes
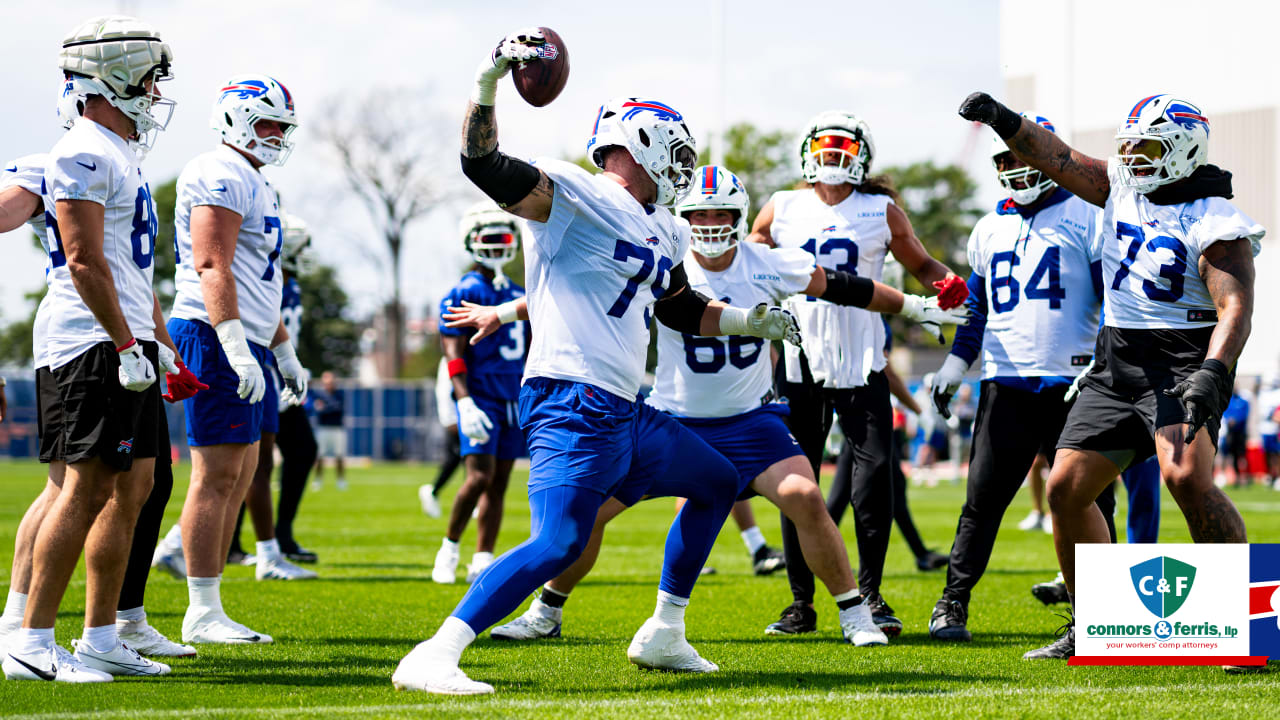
[433,431,462,497]
[830,437,929,559]
[275,405,317,546]
[779,368,895,603]
[942,381,1116,606]
[118,403,173,611]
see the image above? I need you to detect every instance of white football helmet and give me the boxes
[280,213,313,275]
[800,111,875,186]
[991,114,1058,205]
[460,201,522,284]
[675,165,750,258]
[210,74,298,166]
[58,15,175,150]
[1113,95,1209,194]
[586,97,698,206]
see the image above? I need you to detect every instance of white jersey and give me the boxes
[770,188,892,387]
[2,154,51,367]
[1258,388,1280,436]
[1101,158,1263,329]
[41,120,157,370]
[523,158,689,401]
[966,193,1101,379]
[648,243,815,418]
[172,144,284,346]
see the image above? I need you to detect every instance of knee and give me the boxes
[778,478,824,518]
[1045,469,1086,514]
[1162,463,1200,498]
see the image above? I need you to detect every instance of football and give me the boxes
[511,27,569,107]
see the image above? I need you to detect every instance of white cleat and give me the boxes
[1040,514,1054,534]
[117,618,197,658]
[840,603,889,647]
[626,618,718,673]
[4,644,113,683]
[256,556,318,581]
[432,542,460,585]
[73,639,170,676]
[419,485,442,518]
[337,478,349,491]
[183,609,274,645]
[1017,511,1043,531]
[491,599,562,640]
[466,553,494,583]
[392,640,494,695]
[151,545,187,580]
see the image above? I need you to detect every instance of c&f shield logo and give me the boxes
[1130,556,1197,618]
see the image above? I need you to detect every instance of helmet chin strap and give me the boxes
[491,267,509,290]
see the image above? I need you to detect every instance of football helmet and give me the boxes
[800,111,875,186]
[675,165,749,258]
[991,114,1058,205]
[1113,95,1209,194]
[460,201,522,281]
[210,74,298,166]
[280,213,313,275]
[56,75,95,131]
[58,15,175,150]
[586,97,698,206]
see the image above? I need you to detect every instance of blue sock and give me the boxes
[1122,457,1162,543]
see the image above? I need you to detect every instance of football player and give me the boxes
[166,73,307,644]
[392,29,799,695]
[483,165,965,646]
[960,92,1262,659]
[5,16,179,682]
[430,201,530,585]
[748,111,968,637]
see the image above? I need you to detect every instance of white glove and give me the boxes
[929,354,969,420]
[456,396,493,444]
[1064,357,1094,403]
[215,319,266,403]
[472,27,546,105]
[117,340,156,392]
[719,303,802,346]
[272,340,309,406]
[901,294,969,344]
[157,341,180,375]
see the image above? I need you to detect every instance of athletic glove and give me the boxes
[117,339,156,392]
[215,319,266,403]
[272,340,309,405]
[456,396,493,444]
[472,27,546,105]
[957,92,1023,139]
[929,354,969,420]
[932,275,969,310]
[1063,357,1094,403]
[901,294,969,344]
[157,342,208,403]
[720,303,802,346]
[1164,359,1232,445]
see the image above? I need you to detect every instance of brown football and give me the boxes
[511,27,569,107]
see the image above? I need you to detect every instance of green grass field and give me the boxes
[0,459,1276,718]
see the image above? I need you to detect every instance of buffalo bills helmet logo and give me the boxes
[220,79,269,101]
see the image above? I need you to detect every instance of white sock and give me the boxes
[530,596,562,618]
[470,551,493,567]
[256,538,282,562]
[430,616,476,665]
[441,538,459,553]
[655,590,688,625]
[740,526,767,555]
[2,590,28,622]
[83,624,117,653]
[116,606,146,624]
[187,576,222,612]
[16,626,54,654]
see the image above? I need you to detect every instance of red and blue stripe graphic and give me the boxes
[701,166,719,194]
[621,100,682,122]
[1250,544,1280,660]
[1127,94,1162,123]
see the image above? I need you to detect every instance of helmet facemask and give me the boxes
[675,165,751,259]
[993,149,1055,205]
[685,210,741,258]
[1111,95,1209,194]
[803,130,870,186]
[211,75,299,167]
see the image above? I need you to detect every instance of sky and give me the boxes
[0,0,1001,328]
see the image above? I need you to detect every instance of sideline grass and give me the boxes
[0,459,1275,718]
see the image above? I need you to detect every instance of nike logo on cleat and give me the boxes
[9,654,56,681]
[88,656,157,673]
[76,161,97,171]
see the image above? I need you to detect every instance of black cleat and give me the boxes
[916,550,949,572]
[752,545,786,576]
[1024,612,1075,660]
[765,601,817,635]
[928,599,971,641]
[862,591,903,637]
[698,566,718,576]
[1031,575,1071,605]
[280,541,318,564]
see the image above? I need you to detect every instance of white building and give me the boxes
[1000,0,1280,377]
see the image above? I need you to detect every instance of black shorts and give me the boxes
[1058,326,1223,467]
[36,366,64,463]
[46,340,163,471]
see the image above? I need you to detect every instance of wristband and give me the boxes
[993,105,1023,140]
[116,338,138,353]
[447,358,468,378]
[495,300,522,325]
[718,306,750,336]
[1201,359,1230,378]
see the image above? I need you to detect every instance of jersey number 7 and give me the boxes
[606,239,673,322]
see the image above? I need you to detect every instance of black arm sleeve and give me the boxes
[653,263,712,335]
[819,267,876,308]
[460,148,541,207]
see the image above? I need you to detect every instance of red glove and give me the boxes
[932,275,969,310]
[163,360,209,403]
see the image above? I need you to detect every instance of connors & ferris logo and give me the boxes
[1130,556,1196,619]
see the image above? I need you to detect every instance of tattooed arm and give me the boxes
[1200,238,1256,367]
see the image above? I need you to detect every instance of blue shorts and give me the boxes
[459,394,526,459]
[928,428,948,452]
[674,404,803,500]
[262,355,279,435]
[1265,435,1280,455]
[169,317,272,446]
[519,377,685,506]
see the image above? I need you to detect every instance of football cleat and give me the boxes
[1031,573,1071,605]
[465,552,494,584]
[916,550,949,572]
[151,544,187,580]
[117,618,197,658]
[752,545,786,576]
[336,478,349,491]
[1023,613,1075,660]
[72,638,170,676]
[256,556,318,581]
[4,644,113,683]
[279,540,318,564]
[765,601,817,636]
[928,599,972,642]
[491,599,562,641]
[862,591,903,637]
[392,640,494,695]
[419,484,442,518]
[432,542,460,585]
[840,602,888,647]
[183,609,273,645]
[626,618,718,673]
[1017,511,1044,531]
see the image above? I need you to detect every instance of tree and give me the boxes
[314,87,462,378]
[721,122,797,226]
